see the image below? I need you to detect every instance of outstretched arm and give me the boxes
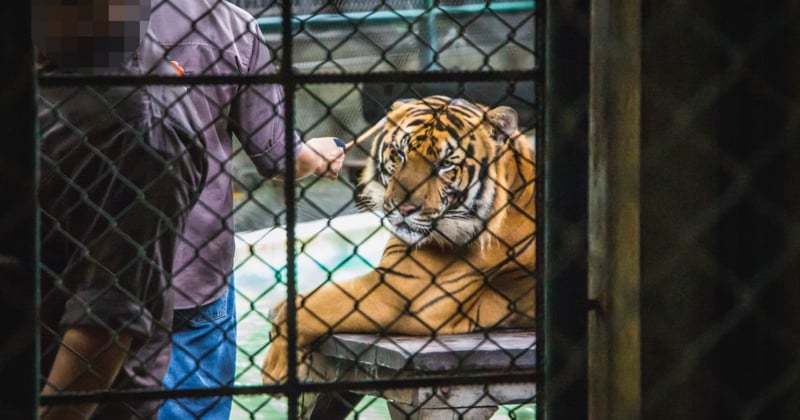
[40,327,133,420]
[232,20,343,182]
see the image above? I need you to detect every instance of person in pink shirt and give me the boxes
[148,0,345,417]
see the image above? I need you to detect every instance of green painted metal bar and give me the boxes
[257,1,536,33]
[421,0,439,70]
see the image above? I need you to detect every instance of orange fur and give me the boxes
[262,96,536,384]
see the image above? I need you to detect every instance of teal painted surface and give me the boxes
[231,214,391,419]
[257,1,536,32]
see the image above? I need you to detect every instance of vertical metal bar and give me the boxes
[588,0,641,418]
[0,0,37,416]
[419,0,439,70]
[540,1,589,419]
[280,0,299,418]
[534,0,546,415]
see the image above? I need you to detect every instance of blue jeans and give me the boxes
[159,282,237,419]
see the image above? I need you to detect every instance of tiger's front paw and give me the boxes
[263,303,289,385]
[261,337,312,387]
[262,336,289,385]
[261,297,313,386]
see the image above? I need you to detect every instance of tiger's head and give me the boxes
[356,95,531,247]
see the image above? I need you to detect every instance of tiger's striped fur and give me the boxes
[263,96,536,384]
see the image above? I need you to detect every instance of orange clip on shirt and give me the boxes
[170,60,185,76]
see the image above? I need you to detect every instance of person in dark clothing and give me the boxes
[35,0,207,418]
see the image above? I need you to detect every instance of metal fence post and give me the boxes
[541,1,589,419]
[281,0,300,417]
[0,1,37,418]
[588,0,641,418]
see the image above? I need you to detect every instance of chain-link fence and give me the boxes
[27,1,800,419]
[34,1,538,419]
[638,2,800,419]
[541,1,800,420]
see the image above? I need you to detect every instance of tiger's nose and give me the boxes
[398,204,420,217]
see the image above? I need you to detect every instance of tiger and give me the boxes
[262,95,536,383]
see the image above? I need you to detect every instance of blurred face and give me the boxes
[32,0,150,71]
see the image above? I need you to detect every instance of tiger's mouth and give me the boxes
[390,218,433,245]
[393,220,430,235]
[389,206,488,247]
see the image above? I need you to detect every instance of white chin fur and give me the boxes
[390,216,483,247]
[393,226,426,245]
[434,218,483,246]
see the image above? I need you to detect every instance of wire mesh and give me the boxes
[28,1,800,420]
[35,1,538,419]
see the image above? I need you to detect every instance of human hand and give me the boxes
[302,137,346,180]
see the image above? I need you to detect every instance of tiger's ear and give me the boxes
[390,98,415,110]
[487,106,519,142]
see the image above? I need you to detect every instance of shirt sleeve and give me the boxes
[230,19,302,178]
